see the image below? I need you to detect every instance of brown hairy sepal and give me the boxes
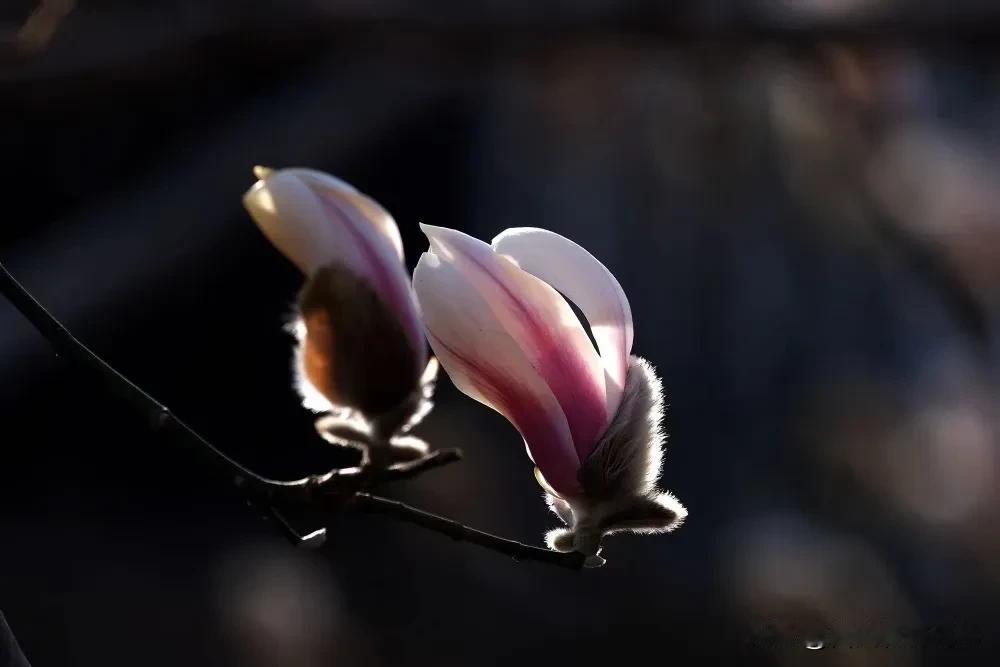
[542,356,687,567]
[291,264,437,467]
[313,357,438,467]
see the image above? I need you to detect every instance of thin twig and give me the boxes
[353,493,586,569]
[372,450,464,485]
[1,260,577,569]
[0,259,457,502]
[0,261,306,497]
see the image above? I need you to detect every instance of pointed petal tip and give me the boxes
[418,224,466,257]
[417,223,438,248]
[253,165,275,180]
[418,223,451,240]
[420,223,477,240]
[418,224,498,262]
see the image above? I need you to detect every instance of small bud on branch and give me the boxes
[0,255,584,569]
[243,167,435,468]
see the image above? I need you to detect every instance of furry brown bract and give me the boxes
[294,263,437,466]
[313,355,439,467]
[297,264,423,415]
[544,356,687,567]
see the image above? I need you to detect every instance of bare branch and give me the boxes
[372,450,464,485]
[352,493,586,570]
[0,260,296,499]
[0,258,456,500]
[1,260,577,569]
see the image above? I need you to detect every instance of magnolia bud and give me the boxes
[244,167,433,452]
[413,225,686,563]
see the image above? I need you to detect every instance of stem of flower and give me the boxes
[352,493,586,569]
[0,261,578,569]
[0,261,312,498]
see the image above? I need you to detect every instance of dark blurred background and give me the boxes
[3,1,1000,665]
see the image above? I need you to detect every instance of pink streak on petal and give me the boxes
[459,249,608,462]
[492,227,634,417]
[429,332,583,496]
[414,249,580,490]
[306,171,405,261]
[314,188,425,365]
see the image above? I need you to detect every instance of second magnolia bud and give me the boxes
[296,264,424,419]
[243,167,428,425]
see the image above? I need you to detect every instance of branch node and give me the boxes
[1,260,585,571]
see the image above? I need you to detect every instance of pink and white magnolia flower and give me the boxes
[413,225,686,566]
[243,167,435,458]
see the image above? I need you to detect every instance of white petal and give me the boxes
[420,225,610,460]
[413,250,584,496]
[243,170,343,275]
[492,227,633,416]
[244,168,423,355]
[290,169,404,262]
[295,170,423,351]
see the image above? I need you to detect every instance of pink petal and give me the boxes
[295,169,404,262]
[414,251,582,495]
[244,169,424,361]
[492,227,634,417]
[419,224,609,462]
